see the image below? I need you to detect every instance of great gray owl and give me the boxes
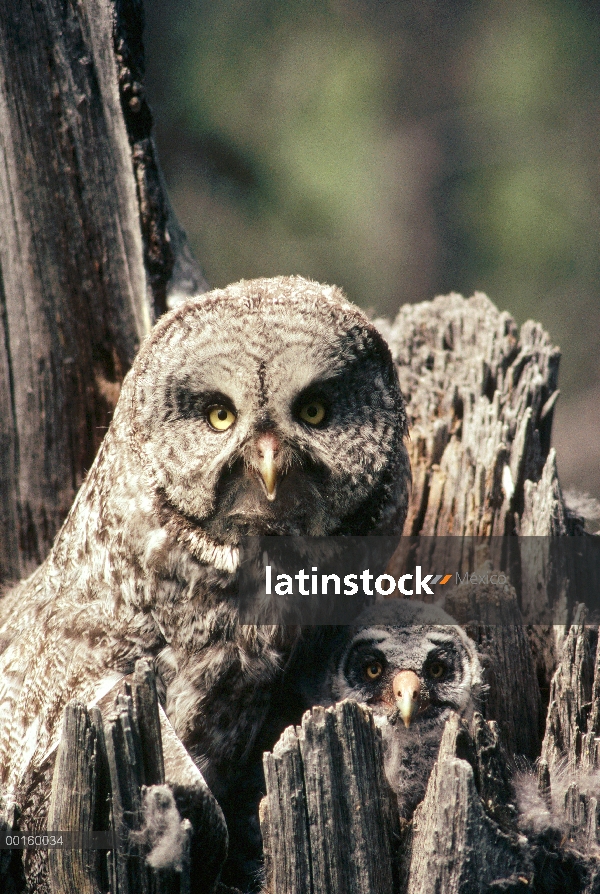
[0,275,410,889]
[288,599,482,819]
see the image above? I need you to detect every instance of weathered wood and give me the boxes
[446,577,543,759]
[539,604,600,864]
[260,700,400,894]
[377,294,565,542]
[467,713,517,831]
[0,0,207,583]
[47,702,100,894]
[405,715,529,894]
[261,726,311,894]
[43,661,227,894]
[383,292,576,696]
[0,0,146,580]
[104,693,149,892]
[133,660,165,789]
[541,605,598,779]
[263,704,556,894]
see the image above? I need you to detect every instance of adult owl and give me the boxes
[289,599,482,819]
[0,276,410,889]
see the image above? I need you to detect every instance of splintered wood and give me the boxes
[260,701,400,894]
[259,285,597,894]
[376,293,564,538]
[45,661,227,894]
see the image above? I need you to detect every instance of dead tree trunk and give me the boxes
[0,0,206,582]
[259,297,599,893]
[261,701,400,894]
[45,660,228,894]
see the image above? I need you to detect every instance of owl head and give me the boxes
[328,600,482,727]
[118,276,410,544]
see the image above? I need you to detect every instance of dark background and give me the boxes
[143,0,600,521]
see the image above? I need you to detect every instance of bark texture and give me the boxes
[0,0,206,583]
[260,701,400,894]
[376,293,567,542]
[42,660,228,894]
[262,688,600,894]
[404,715,528,894]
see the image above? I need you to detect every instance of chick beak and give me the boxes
[392,670,421,728]
[255,432,280,501]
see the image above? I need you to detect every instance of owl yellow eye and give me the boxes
[207,406,236,431]
[298,400,326,426]
[365,661,383,681]
[428,662,446,679]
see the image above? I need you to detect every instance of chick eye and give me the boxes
[207,405,236,431]
[428,662,446,679]
[298,400,326,426]
[364,661,383,681]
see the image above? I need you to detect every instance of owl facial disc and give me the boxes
[130,275,410,541]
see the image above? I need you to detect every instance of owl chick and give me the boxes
[0,276,410,888]
[290,599,482,819]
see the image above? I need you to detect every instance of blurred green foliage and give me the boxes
[444,0,600,391]
[144,0,600,497]
[147,0,411,312]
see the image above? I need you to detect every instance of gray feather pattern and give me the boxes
[0,276,410,887]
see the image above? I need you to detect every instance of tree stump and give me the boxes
[259,295,598,893]
[378,293,565,541]
[404,715,528,894]
[43,660,228,894]
[260,701,400,894]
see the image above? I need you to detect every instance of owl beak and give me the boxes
[392,670,421,728]
[254,432,280,501]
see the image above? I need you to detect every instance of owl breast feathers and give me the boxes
[0,277,410,840]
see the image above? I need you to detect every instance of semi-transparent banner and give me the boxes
[235,536,600,625]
